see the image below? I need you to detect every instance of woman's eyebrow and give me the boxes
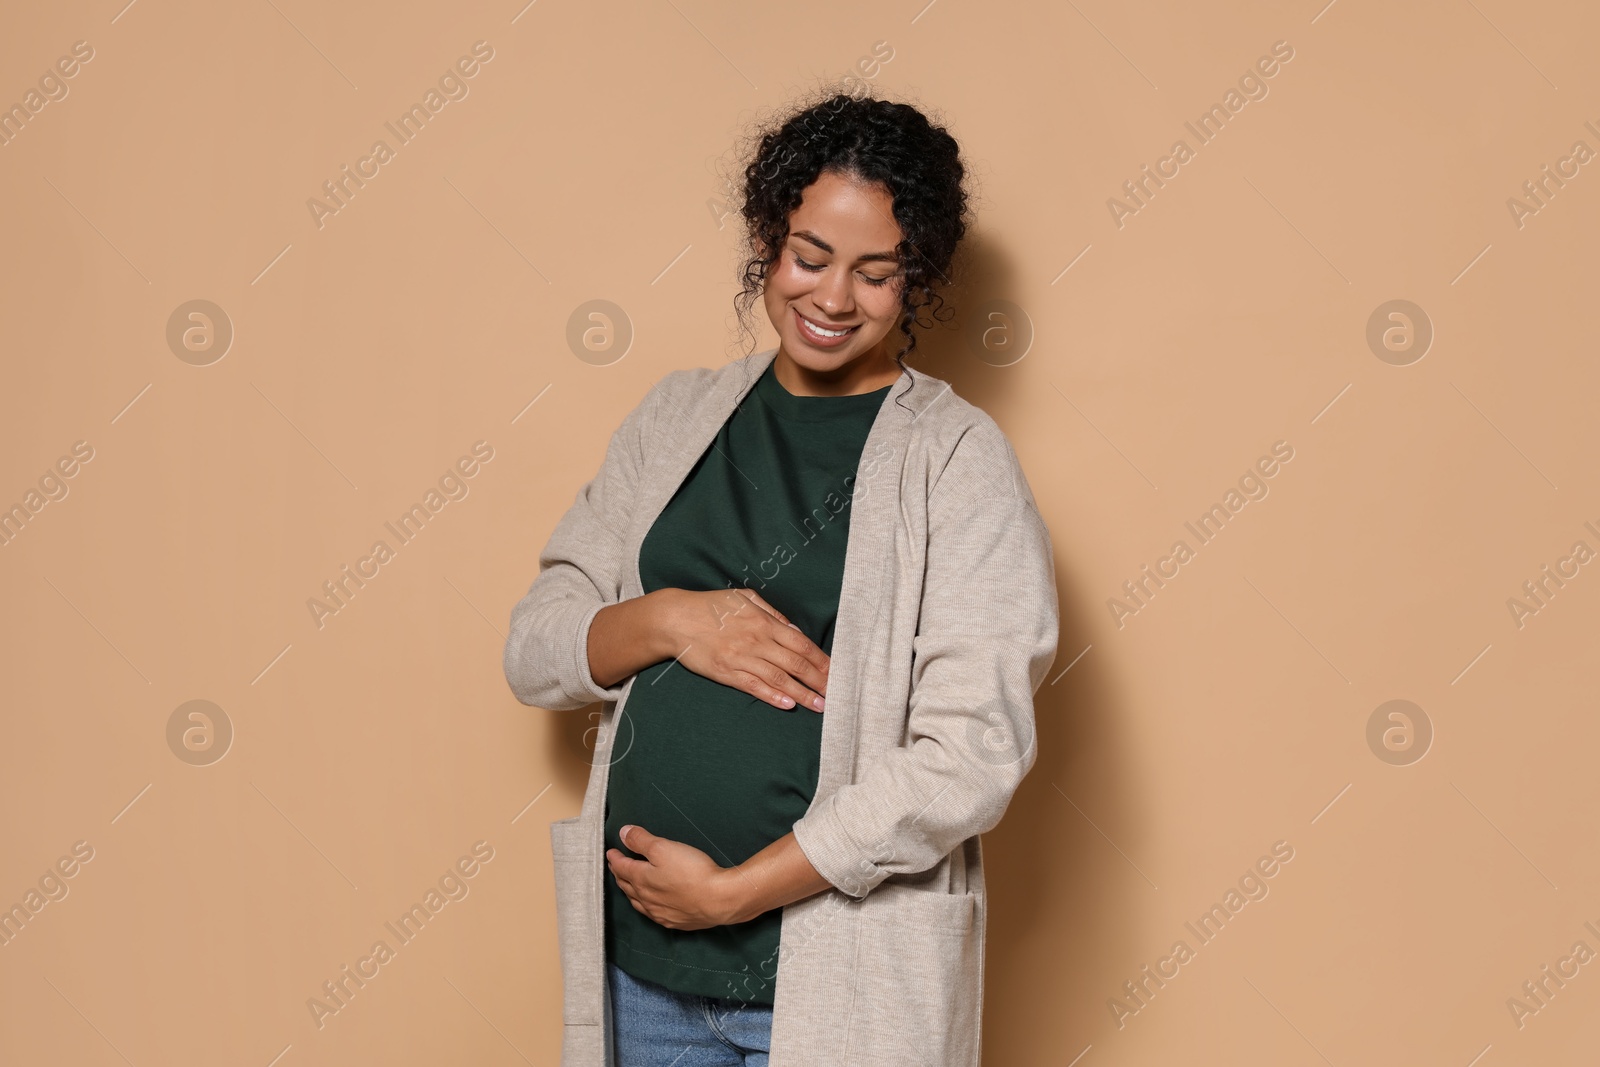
[792,229,899,263]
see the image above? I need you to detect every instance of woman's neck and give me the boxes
[771,344,901,397]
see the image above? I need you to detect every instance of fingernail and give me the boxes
[778,695,794,708]
[814,696,825,712]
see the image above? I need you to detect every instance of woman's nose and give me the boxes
[814,270,854,316]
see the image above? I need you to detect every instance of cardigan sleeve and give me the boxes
[790,419,1060,899]
[502,378,667,711]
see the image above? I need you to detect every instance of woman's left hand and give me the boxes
[606,825,744,930]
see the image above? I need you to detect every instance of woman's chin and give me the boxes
[783,344,854,372]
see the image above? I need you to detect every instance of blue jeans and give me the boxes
[608,961,774,1066]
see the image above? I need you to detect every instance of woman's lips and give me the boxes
[794,308,860,348]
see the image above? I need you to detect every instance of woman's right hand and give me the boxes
[656,587,831,712]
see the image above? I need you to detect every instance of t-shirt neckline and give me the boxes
[752,358,893,423]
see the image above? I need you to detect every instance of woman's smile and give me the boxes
[793,307,860,348]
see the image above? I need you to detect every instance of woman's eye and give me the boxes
[794,253,893,287]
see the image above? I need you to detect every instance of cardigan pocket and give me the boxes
[845,885,981,1067]
[550,815,605,1028]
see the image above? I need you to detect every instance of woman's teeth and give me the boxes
[797,313,857,341]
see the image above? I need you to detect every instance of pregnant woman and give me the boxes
[504,89,1059,1067]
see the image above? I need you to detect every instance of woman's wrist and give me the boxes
[644,587,686,662]
[588,589,684,689]
[711,865,755,926]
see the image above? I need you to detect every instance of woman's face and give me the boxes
[761,169,905,383]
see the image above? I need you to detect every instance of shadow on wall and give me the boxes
[919,230,1141,1038]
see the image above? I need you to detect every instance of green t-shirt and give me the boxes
[603,357,891,1005]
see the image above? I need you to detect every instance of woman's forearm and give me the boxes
[586,589,680,689]
[717,831,835,925]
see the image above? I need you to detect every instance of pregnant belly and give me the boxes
[603,661,824,868]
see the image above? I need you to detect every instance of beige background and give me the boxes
[2,0,1597,1064]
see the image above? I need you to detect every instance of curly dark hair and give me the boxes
[728,86,972,404]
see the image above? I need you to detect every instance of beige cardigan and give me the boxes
[503,346,1059,1066]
